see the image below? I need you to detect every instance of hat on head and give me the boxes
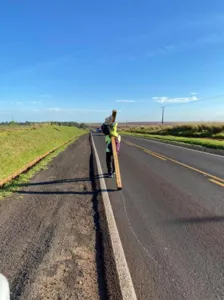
[104,115,113,125]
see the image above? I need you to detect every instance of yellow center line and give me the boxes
[144,150,167,161]
[209,179,224,187]
[125,141,134,146]
[124,140,224,184]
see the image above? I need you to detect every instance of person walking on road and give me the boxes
[101,115,121,178]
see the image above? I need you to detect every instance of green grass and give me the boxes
[0,125,86,182]
[121,132,224,150]
[121,123,224,150]
[0,140,76,199]
[123,123,224,139]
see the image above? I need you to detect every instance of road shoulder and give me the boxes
[0,135,105,299]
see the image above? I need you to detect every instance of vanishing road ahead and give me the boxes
[92,133,224,300]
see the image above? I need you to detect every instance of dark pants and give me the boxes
[106,152,115,174]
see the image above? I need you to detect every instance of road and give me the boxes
[0,136,103,300]
[92,133,224,300]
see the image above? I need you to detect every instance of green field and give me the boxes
[0,125,86,182]
[121,123,224,150]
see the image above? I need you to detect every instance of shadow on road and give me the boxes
[11,174,109,188]
[166,216,224,225]
[16,178,90,186]
[17,189,116,195]
[89,151,109,300]
[13,157,112,299]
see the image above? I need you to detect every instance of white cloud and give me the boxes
[116,100,136,103]
[191,92,197,95]
[3,55,71,78]
[1,100,42,105]
[29,101,42,104]
[39,94,52,98]
[153,96,198,103]
[146,45,176,58]
[46,108,110,113]
[116,99,147,103]
[76,109,110,113]
[146,33,224,59]
[19,109,40,112]
[47,108,60,112]
[215,110,224,116]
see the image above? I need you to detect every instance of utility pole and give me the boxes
[162,106,165,125]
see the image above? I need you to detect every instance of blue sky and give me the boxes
[0,0,224,123]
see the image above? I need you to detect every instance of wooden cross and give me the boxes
[111,110,122,190]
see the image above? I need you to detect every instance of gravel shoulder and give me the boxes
[0,135,105,300]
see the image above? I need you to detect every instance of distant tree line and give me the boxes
[0,121,89,129]
[50,121,88,129]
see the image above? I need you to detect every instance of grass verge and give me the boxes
[122,123,224,139]
[121,132,224,150]
[0,138,80,199]
[0,125,86,181]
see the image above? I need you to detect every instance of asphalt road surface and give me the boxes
[92,133,224,300]
[0,135,102,300]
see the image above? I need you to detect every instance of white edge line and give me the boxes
[91,134,137,300]
[127,136,224,159]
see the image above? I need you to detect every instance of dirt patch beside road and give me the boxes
[0,135,106,299]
